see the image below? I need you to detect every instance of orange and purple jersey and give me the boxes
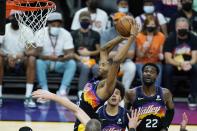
[74,78,105,131]
[132,86,167,131]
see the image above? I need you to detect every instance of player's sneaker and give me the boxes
[188,94,197,108]
[77,90,83,99]
[56,90,67,97]
[24,97,36,108]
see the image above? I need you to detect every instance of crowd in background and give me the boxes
[0,0,196,111]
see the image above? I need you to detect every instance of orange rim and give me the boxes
[7,0,56,11]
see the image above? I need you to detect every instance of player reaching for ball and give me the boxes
[33,16,139,131]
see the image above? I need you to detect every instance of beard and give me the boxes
[142,77,155,87]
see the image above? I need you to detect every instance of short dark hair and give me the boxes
[115,80,125,99]
[85,119,101,131]
[142,63,160,75]
[19,126,33,131]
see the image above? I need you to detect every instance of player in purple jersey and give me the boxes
[33,17,140,131]
[97,81,129,131]
[125,63,174,131]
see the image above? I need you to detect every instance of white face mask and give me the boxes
[143,6,155,14]
[50,27,60,36]
[118,7,129,13]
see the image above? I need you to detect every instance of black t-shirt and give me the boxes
[71,29,100,59]
[163,32,197,61]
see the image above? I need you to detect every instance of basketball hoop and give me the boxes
[7,0,56,48]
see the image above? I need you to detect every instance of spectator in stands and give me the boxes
[117,0,130,14]
[169,0,197,35]
[101,12,136,90]
[0,13,37,108]
[36,12,76,100]
[135,15,165,86]
[154,0,181,22]
[163,17,197,108]
[71,0,108,34]
[135,0,168,36]
[71,11,100,97]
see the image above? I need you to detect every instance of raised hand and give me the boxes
[181,112,188,130]
[32,89,55,100]
[127,109,141,129]
[130,18,140,37]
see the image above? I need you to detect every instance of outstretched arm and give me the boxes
[100,36,124,62]
[161,88,175,131]
[32,90,91,125]
[101,36,124,53]
[97,19,139,100]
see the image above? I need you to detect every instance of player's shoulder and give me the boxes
[126,88,136,95]
[161,88,172,98]
[96,105,104,113]
[161,88,170,94]
[119,106,129,113]
[125,87,138,100]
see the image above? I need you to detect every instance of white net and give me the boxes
[14,0,56,49]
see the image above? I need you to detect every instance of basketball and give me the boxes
[115,16,135,37]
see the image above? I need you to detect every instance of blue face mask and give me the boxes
[118,7,129,13]
[80,21,91,29]
[143,6,155,14]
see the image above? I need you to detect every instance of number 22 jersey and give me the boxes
[132,86,167,131]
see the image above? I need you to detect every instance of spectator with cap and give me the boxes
[101,12,136,91]
[0,12,37,108]
[71,11,100,98]
[169,0,197,35]
[71,0,108,34]
[36,12,77,101]
[135,0,168,36]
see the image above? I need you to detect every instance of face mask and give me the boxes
[118,7,129,13]
[182,2,192,11]
[178,29,188,37]
[10,19,19,30]
[143,6,155,14]
[146,26,156,32]
[50,27,60,36]
[80,21,91,29]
